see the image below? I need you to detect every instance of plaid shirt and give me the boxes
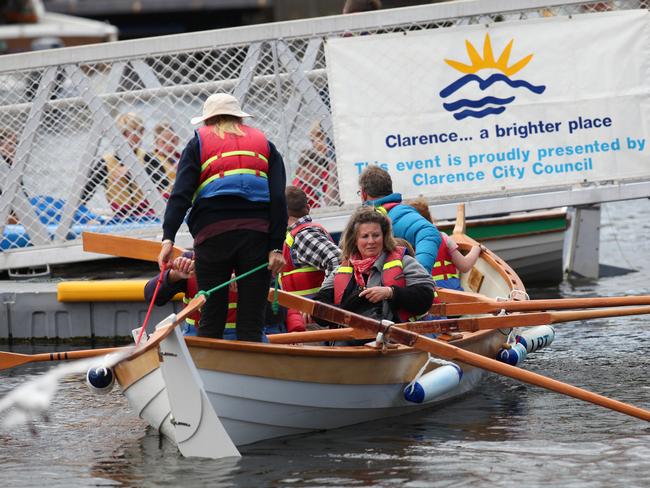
[288,215,341,277]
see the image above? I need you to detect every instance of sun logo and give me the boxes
[439,34,546,120]
[445,34,533,77]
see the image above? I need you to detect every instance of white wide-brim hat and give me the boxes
[190,93,252,125]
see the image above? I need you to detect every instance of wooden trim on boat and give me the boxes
[114,328,504,388]
[115,347,159,390]
[458,241,525,292]
[440,208,567,229]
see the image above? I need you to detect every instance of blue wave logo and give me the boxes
[440,35,546,120]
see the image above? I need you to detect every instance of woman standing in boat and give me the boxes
[158,93,287,342]
[313,207,434,326]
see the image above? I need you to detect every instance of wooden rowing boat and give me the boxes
[112,229,526,452]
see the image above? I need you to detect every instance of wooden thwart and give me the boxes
[269,289,650,422]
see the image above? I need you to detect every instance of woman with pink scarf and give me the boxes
[314,207,435,327]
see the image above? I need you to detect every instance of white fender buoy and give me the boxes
[496,342,527,366]
[516,326,556,353]
[404,364,463,403]
[86,366,115,394]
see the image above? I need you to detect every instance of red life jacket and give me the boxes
[280,221,332,297]
[333,246,415,322]
[194,125,271,203]
[292,169,329,209]
[432,239,459,282]
[182,276,201,327]
[183,275,237,329]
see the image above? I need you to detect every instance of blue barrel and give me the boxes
[404,364,463,403]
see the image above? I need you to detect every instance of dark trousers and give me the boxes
[194,230,270,342]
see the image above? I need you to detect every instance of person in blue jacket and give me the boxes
[358,165,441,274]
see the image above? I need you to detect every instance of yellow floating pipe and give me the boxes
[57,280,184,302]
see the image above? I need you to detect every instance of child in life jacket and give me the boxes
[408,198,484,290]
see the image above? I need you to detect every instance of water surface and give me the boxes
[1,200,649,487]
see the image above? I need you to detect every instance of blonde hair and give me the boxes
[205,114,245,138]
[115,112,144,133]
[340,206,397,260]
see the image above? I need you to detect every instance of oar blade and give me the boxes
[0,352,33,371]
[82,232,183,262]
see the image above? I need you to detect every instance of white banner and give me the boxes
[326,10,650,204]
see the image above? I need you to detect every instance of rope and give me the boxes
[509,289,530,301]
[136,262,269,344]
[602,203,634,269]
[272,274,280,314]
[136,262,167,346]
[196,262,269,298]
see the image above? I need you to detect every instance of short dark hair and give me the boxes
[359,165,393,198]
[343,0,382,14]
[286,185,310,218]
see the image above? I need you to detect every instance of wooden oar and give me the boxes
[268,328,362,344]
[431,294,650,316]
[270,304,650,344]
[0,347,122,371]
[82,231,184,262]
[0,294,208,372]
[269,289,650,422]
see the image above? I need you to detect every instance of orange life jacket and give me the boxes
[103,149,147,209]
[194,125,271,203]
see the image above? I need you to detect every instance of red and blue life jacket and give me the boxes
[193,125,271,203]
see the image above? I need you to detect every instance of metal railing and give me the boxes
[0,0,646,271]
